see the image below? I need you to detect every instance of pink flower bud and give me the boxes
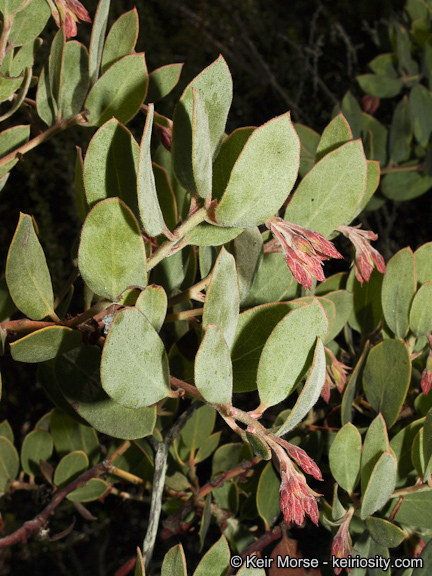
[266,217,343,290]
[279,459,320,527]
[49,0,91,38]
[331,519,353,575]
[337,224,385,285]
[275,437,323,481]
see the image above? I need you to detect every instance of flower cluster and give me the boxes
[337,224,386,285]
[266,217,343,290]
[331,517,353,575]
[47,0,91,38]
[279,458,321,526]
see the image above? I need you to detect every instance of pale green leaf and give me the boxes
[195,324,232,405]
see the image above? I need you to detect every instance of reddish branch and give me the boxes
[162,456,261,537]
[0,441,130,548]
[226,526,283,576]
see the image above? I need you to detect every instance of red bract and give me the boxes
[279,460,320,527]
[331,520,352,575]
[337,224,385,285]
[325,347,351,394]
[266,217,343,290]
[275,438,323,481]
[420,335,432,395]
[49,0,91,38]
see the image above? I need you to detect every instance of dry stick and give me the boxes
[0,440,131,549]
[141,402,202,570]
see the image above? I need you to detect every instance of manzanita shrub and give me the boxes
[1,0,432,574]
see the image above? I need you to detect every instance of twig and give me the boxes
[141,402,202,570]
[226,526,282,576]
[0,440,130,548]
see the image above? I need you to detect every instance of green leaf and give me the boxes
[256,462,281,531]
[0,436,19,494]
[101,8,138,74]
[276,338,326,434]
[78,198,147,301]
[410,84,432,147]
[185,222,243,246]
[153,163,178,231]
[191,88,213,199]
[195,432,221,463]
[146,63,183,103]
[232,302,303,393]
[390,418,425,485]
[341,91,364,140]
[323,290,353,341]
[390,489,432,529]
[135,285,167,333]
[50,408,99,465]
[193,535,230,576]
[361,414,389,494]
[162,544,187,576]
[357,74,403,98]
[101,308,170,409]
[360,451,397,519]
[36,65,56,127]
[0,420,14,443]
[181,404,216,452]
[54,451,88,488]
[381,170,432,202]
[88,0,110,86]
[350,161,380,220]
[410,282,432,337]
[415,242,432,285]
[85,53,148,127]
[67,478,108,502]
[315,113,352,162]
[341,341,370,425]
[83,118,139,216]
[363,340,412,429]
[6,213,55,320]
[8,0,50,46]
[347,267,384,337]
[10,38,42,77]
[294,123,320,177]
[60,41,89,120]
[284,140,367,237]
[382,247,416,339]
[215,113,300,227]
[21,429,53,476]
[234,227,263,304]
[241,253,296,308]
[56,345,157,440]
[362,113,388,166]
[257,299,328,408]
[10,326,82,363]
[0,0,27,15]
[74,146,87,223]
[368,53,398,78]
[389,96,412,163]
[135,548,145,576]
[195,324,232,405]
[0,124,30,178]
[173,56,232,184]
[0,71,23,105]
[212,127,255,201]
[203,248,239,350]
[49,27,65,109]
[246,432,271,460]
[138,104,167,236]
[365,517,406,548]
[329,423,362,493]
[152,247,190,297]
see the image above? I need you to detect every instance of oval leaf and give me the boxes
[0,436,19,494]
[256,462,281,531]
[101,308,170,409]
[78,198,147,301]
[195,324,233,405]
[363,340,411,429]
[85,53,148,127]
[101,8,139,74]
[284,140,367,237]
[21,429,53,476]
[257,299,328,408]
[135,285,167,333]
[365,516,406,548]
[202,248,239,350]
[193,535,230,576]
[67,478,108,502]
[6,213,55,320]
[215,113,300,227]
[54,450,88,488]
[410,282,432,337]
[10,326,82,363]
[162,544,187,576]
[329,422,362,493]
[382,247,416,339]
[138,103,167,236]
[360,451,397,519]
